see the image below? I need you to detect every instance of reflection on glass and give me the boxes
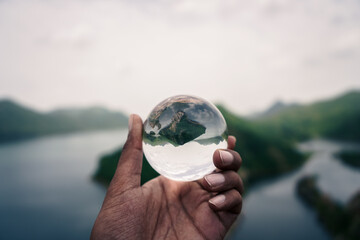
[143,95,228,181]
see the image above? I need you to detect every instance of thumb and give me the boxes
[111,114,144,190]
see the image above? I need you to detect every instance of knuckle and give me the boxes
[231,188,242,201]
[239,177,244,193]
[229,190,242,213]
[230,151,242,169]
[233,151,241,162]
[228,171,240,184]
[235,175,242,191]
[238,192,243,203]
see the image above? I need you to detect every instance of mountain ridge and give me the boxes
[252,90,360,142]
[0,99,128,143]
[250,100,299,119]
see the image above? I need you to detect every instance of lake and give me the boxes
[0,132,359,240]
[228,139,360,240]
[0,130,127,240]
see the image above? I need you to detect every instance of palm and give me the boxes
[141,176,238,239]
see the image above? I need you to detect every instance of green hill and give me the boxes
[253,91,360,142]
[218,106,305,184]
[93,105,305,186]
[0,99,128,143]
[93,148,159,186]
[93,90,360,187]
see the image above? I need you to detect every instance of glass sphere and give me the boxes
[143,95,228,181]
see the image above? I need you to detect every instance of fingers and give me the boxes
[209,189,242,214]
[200,170,244,213]
[204,135,243,214]
[110,114,144,190]
[213,149,242,172]
[201,171,244,194]
[227,135,236,150]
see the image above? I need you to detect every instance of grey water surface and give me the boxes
[1,135,359,240]
[0,130,127,240]
[229,139,360,240]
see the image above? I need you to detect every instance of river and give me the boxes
[229,139,360,240]
[0,130,127,240]
[0,133,359,240]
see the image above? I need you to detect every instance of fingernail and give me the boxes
[219,150,234,165]
[128,114,134,131]
[205,174,225,188]
[209,194,226,207]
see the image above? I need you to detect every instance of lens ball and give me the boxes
[143,95,228,181]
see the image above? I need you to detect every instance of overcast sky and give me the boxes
[0,0,359,118]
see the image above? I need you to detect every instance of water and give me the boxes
[229,139,360,240]
[0,130,127,240]
[1,135,359,240]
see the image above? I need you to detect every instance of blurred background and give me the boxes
[0,0,359,239]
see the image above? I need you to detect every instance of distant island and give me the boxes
[296,175,360,239]
[0,99,128,143]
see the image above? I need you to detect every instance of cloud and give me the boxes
[42,24,94,48]
[0,0,359,116]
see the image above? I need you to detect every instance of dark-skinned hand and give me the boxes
[91,114,243,240]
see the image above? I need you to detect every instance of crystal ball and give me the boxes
[143,95,228,181]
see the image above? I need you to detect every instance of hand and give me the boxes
[91,114,244,240]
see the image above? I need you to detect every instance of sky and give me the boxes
[0,0,359,118]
